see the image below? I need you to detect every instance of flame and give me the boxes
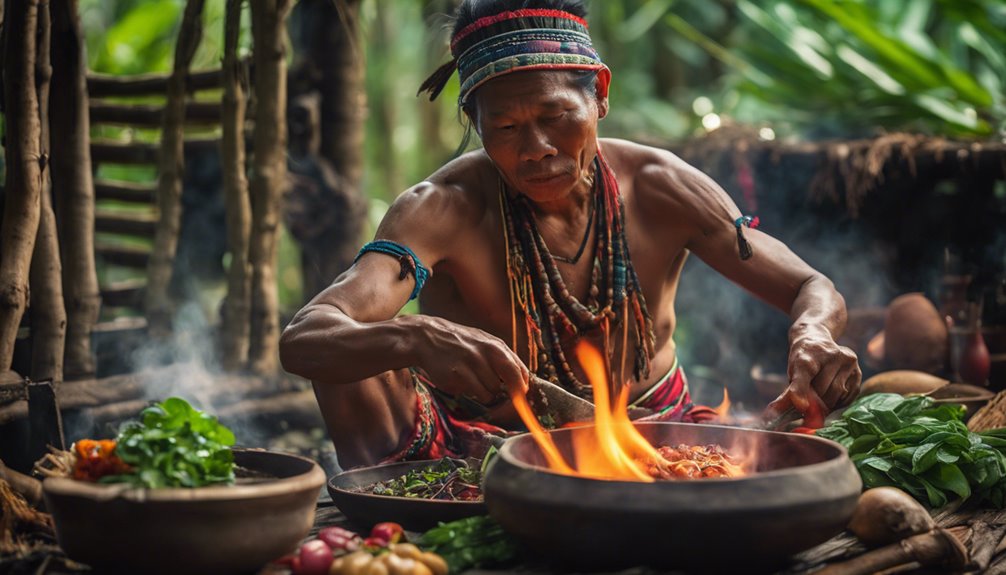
[512,341,680,481]
[510,388,575,474]
[712,388,731,420]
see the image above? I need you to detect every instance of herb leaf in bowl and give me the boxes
[103,397,236,488]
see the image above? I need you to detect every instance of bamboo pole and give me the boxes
[220,0,252,371]
[144,0,206,336]
[50,0,100,379]
[89,100,222,128]
[248,0,292,375]
[0,0,43,374]
[29,0,66,385]
[86,68,222,98]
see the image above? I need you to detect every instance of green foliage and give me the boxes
[364,457,483,501]
[604,0,1005,138]
[104,397,236,488]
[418,515,521,573]
[817,393,1006,507]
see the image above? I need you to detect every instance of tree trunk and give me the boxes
[418,0,452,175]
[294,0,368,300]
[248,0,292,375]
[320,0,365,192]
[29,0,66,385]
[220,0,252,371]
[144,0,205,336]
[0,0,43,374]
[50,0,100,379]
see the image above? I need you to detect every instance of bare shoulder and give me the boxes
[375,150,497,266]
[601,138,728,235]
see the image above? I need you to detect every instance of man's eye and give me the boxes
[544,113,565,122]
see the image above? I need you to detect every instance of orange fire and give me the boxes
[511,341,751,481]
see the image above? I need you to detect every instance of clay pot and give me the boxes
[868,293,948,374]
[484,422,862,573]
[43,449,325,575]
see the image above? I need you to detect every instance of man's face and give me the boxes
[472,70,609,204]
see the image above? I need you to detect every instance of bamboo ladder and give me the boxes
[85,68,226,325]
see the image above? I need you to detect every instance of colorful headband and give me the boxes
[418,9,607,106]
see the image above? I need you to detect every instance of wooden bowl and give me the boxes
[43,449,325,575]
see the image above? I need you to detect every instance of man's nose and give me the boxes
[518,125,557,162]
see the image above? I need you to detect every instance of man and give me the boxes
[280,0,861,470]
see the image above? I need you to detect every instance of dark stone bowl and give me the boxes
[483,422,861,573]
[43,449,325,575]
[328,460,488,532]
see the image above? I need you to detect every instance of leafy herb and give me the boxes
[102,397,236,488]
[361,458,483,501]
[817,393,1006,507]
[418,515,520,572]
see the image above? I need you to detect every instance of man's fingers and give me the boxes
[765,391,794,420]
[814,363,846,408]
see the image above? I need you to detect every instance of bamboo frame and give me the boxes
[220,0,253,371]
[247,0,293,375]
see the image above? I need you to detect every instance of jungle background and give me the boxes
[1,0,1005,476]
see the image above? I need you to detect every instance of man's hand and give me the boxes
[765,327,862,429]
[414,316,530,406]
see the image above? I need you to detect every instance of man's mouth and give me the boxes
[525,172,568,185]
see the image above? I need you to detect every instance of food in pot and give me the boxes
[352,458,484,501]
[640,444,745,479]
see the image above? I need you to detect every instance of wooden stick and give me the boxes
[144,0,207,337]
[86,67,222,98]
[94,210,157,238]
[220,0,252,371]
[89,100,222,127]
[95,243,151,269]
[0,0,44,374]
[29,1,67,385]
[90,137,219,165]
[94,179,156,204]
[815,528,969,575]
[28,380,66,463]
[50,0,101,380]
[247,0,293,375]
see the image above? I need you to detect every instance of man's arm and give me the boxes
[279,180,528,404]
[641,150,861,427]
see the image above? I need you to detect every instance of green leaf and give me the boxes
[925,463,971,500]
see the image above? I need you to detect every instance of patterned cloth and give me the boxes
[382,363,715,463]
[450,9,608,105]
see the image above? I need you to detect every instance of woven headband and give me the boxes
[418,9,607,106]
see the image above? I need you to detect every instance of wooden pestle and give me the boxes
[813,527,968,575]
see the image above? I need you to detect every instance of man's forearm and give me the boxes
[279,305,426,383]
[788,274,848,344]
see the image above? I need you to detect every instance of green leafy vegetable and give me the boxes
[103,397,236,488]
[817,393,1006,508]
[418,515,520,572]
[360,458,483,501]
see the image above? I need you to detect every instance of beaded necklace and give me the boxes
[500,147,656,400]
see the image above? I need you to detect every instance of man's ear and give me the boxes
[595,68,611,119]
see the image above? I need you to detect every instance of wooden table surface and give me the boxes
[7,495,1004,574]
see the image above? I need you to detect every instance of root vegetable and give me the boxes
[391,543,423,560]
[333,551,374,575]
[299,540,335,575]
[847,487,935,547]
[418,552,448,575]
